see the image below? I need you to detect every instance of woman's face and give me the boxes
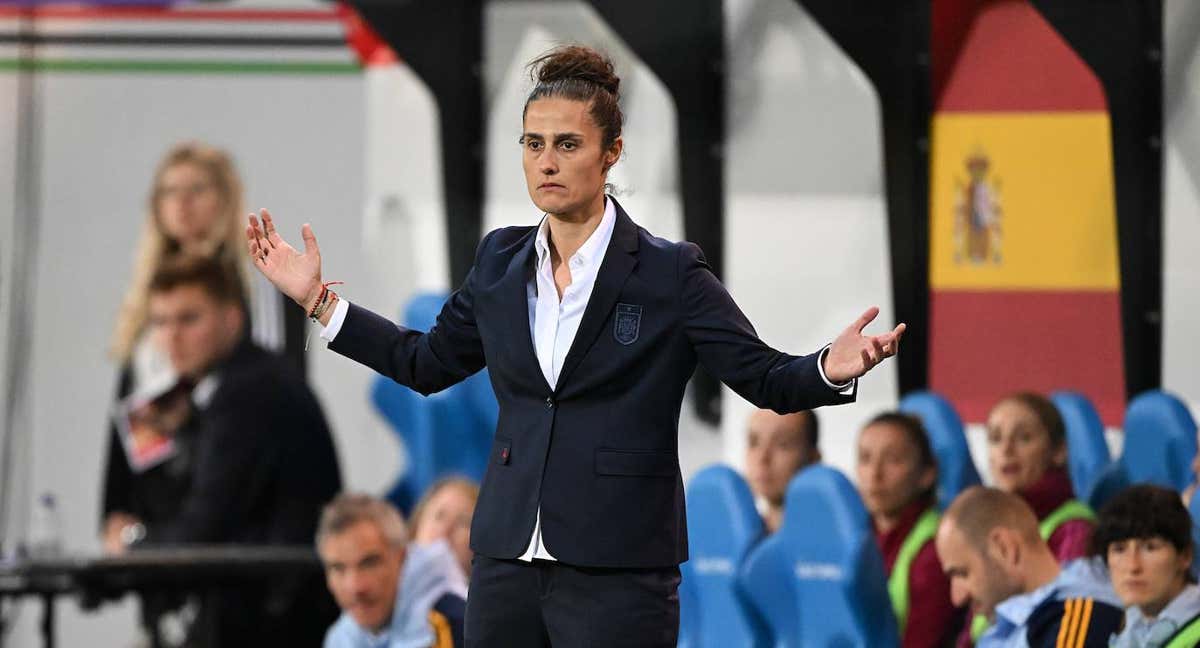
[1108,536,1191,615]
[521,96,620,219]
[156,162,223,250]
[856,422,934,521]
[986,399,1064,492]
[745,410,817,507]
[414,485,476,576]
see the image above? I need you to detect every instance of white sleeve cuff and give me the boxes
[817,344,856,394]
[319,298,351,342]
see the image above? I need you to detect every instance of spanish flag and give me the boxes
[928,0,1126,424]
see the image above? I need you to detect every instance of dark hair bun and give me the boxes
[529,45,619,98]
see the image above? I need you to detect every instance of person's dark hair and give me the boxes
[996,392,1066,449]
[524,45,623,154]
[864,411,939,502]
[148,254,244,306]
[1090,484,1194,563]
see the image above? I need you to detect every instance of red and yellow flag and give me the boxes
[929,0,1125,424]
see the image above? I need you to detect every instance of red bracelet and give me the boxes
[308,281,344,320]
[307,285,328,319]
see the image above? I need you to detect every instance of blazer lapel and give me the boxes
[555,200,640,390]
[496,229,552,393]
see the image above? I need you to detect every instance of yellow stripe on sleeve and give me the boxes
[1063,598,1084,648]
[1072,599,1094,648]
[428,609,454,648]
[1060,597,1080,648]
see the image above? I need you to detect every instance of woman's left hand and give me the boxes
[822,307,905,384]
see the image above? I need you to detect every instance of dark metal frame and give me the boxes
[797,0,933,395]
[349,0,486,289]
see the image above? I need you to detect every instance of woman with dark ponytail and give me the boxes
[247,44,904,646]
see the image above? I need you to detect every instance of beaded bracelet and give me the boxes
[307,281,344,321]
[312,291,337,321]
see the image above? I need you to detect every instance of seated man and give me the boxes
[936,487,1122,648]
[318,493,468,648]
[744,408,820,532]
[100,256,342,645]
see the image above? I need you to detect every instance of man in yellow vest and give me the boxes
[936,487,1122,648]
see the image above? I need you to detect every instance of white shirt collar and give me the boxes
[533,195,617,270]
[191,374,220,409]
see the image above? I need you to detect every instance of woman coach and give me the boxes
[247,45,903,647]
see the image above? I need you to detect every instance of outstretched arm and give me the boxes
[248,207,488,394]
[679,242,902,412]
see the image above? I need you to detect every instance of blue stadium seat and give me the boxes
[1083,461,1129,511]
[1051,391,1112,501]
[740,465,898,647]
[681,466,769,648]
[739,532,799,648]
[898,391,982,510]
[1120,391,1198,491]
[371,292,498,513]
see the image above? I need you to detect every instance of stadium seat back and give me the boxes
[740,533,800,648]
[1121,391,1198,491]
[1083,461,1129,511]
[899,391,982,510]
[682,465,770,647]
[741,465,897,647]
[1051,391,1112,500]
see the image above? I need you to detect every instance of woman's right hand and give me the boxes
[246,208,324,311]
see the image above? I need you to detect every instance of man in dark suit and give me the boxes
[101,255,342,646]
[247,45,902,647]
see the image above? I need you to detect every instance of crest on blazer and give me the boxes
[613,303,642,345]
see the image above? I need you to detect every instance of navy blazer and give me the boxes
[330,198,854,568]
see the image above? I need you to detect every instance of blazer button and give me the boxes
[545,396,554,409]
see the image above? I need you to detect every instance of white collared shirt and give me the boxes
[515,195,619,561]
[1112,584,1200,648]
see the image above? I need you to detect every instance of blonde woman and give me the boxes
[410,477,480,580]
[109,142,293,381]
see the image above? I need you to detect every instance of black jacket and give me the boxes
[329,197,853,568]
[103,339,341,545]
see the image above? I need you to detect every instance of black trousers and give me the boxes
[465,555,680,647]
